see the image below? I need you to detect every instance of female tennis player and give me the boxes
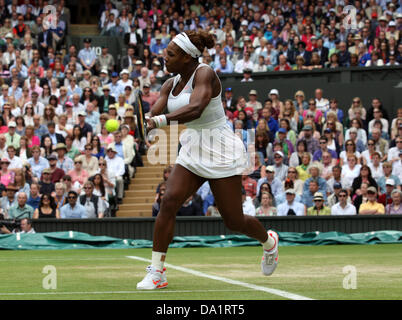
[137,30,279,290]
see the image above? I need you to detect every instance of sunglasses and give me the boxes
[84,187,92,189]
[68,196,77,199]
[338,194,347,198]
[74,162,82,164]
[99,163,106,166]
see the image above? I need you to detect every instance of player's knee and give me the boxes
[159,192,181,215]
[223,218,244,233]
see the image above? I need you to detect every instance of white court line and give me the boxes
[127,256,313,300]
[0,289,255,296]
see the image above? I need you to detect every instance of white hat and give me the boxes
[135,60,143,65]
[100,69,108,74]
[8,121,16,127]
[386,179,395,186]
[120,69,129,76]
[249,89,257,95]
[78,111,87,117]
[285,189,296,195]
[265,166,275,173]
[5,33,13,39]
[241,20,248,26]
[274,151,284,158]
[269,89,279,96]
[388,21,396,27]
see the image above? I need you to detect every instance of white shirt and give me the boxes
[368,163,384,182]
[242,196,256,216]
[23,101,45,116]
[105,155,125,176]
[234,59,254,73]
[6,155,23,170]
[388,147,401,170]
[277,200,305,216]
[315,98,329,114]
[331,202,357,215]
[341,164,362,189]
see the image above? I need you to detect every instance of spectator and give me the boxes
[60,190,87,219]
[67,157,89,191]
[359,186,385,215]
[256,165,283,198]
[277,188,305,216]
[33,193,60,219]
[8,192,34,220]
[108,130,135,179]
[79,181,106,218]
[272,151,289,181]
[377,162,401,194]
[331,189,357,215]
[105,145,125,204]
[0,184,18,217]
[241,187,256,217]
[242,174,257,200]
[76,144,99,178]
[378,179,396,207]
[307,192,331,216]
[385,190,402,215]
[296,125,320,155]
[255,192,277,216]
[27,145,49,179]
[368,152,384,182]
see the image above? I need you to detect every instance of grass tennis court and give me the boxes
[0,244,401,300]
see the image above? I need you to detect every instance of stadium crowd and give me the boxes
[0,0,400,225]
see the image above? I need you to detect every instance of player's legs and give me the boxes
[209,175,279,276]
[137,164,205,289]
[208,175,268,242]
[153,164,206,253]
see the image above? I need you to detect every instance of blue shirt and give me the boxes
[34,125,48,140]
[313,148,339,161]
[377,175,401,194]
[27,157,50,178]
[78,47,97,67]
[114,142,124,159]
[27,195,41,210]
[108,82,124,99]
[150,42,166,55]
[86,111,100,130]
[256,177,284,197]
[60,203,88,219]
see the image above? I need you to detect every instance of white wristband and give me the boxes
[151,115,168,128]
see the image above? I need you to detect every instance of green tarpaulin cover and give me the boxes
[0,230,401,250]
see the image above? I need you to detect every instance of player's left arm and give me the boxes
[166,67,216,124]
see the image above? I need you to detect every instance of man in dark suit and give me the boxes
[41,122,65,147]
[98,85,116,114]
[120,45,137,72]
[313,38,329,66]
[38,28,54,60]
[295,41,311,66]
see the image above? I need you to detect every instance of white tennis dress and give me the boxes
[167,63,249,179]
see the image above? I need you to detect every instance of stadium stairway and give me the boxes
[116,125,186,217]
[69,24,99,36]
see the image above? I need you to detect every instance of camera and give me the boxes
[0,214,21,232]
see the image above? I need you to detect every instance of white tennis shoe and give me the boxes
[137,265,168,290]
[261,230,279,276]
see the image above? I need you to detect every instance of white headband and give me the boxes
[172,32,202,58]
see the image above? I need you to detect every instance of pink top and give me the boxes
[28,136,40,148]
[67,169,89,186]
[0,126,8,134]
[0,171,14,187]
[303,109,323,124]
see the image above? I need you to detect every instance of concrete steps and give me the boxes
[116,125,186,217]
